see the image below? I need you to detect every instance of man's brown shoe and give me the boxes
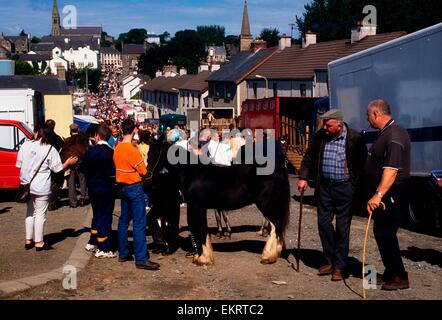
[381,277,409,290]
[318,264,333,276]
[136,260,160,271]
[331,268,343,281]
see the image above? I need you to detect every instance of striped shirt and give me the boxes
[321,126,348,181]
[113,142,147,184]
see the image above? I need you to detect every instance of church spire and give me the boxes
[239,1,253,51]
[51,0,61,36]
[241,0,252,37]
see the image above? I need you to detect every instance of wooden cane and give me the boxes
[296,190,305,272]
[362,201,386,299]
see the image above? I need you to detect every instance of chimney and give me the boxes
[64,38,69,44]
[302,30,316,48]
[279,34,292,50]
[351,20,377,44]
[155,70,162,78]
[179,68,187,76]
[56,65,66,80]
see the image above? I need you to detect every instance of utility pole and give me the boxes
[289,23,296,40]
[85,66,89,115]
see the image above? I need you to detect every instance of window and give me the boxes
[300,84,307,97]
[0,125,15,150]
[0,125,27,151]
[273,83,278,97]
[253,83,257,99]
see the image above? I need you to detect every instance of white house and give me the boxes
[121,74,150,100]
[145,34,161,45]
[61,45,99,69]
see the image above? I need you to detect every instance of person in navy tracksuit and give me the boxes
[80,125,117,258]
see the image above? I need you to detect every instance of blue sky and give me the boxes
[0,0,311,38]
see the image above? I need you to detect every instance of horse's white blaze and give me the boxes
[193,234,214,266]
[261,221,279,263]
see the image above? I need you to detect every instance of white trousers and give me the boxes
[25,195,49,243]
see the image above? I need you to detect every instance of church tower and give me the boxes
[239,1,253,52]
[51,0,61,36]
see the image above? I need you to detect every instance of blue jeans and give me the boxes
[118,183,149,265]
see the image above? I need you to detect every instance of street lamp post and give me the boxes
[255,74,268,99]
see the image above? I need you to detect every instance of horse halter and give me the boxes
[145,144,164,182]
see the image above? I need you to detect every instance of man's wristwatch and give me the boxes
[375,191,383,198]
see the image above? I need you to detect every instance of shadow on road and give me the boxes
[401,246,442,268]
[45,227,89,247]
[0,207,12,215]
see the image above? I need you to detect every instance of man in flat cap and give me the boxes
[298,109,367,281]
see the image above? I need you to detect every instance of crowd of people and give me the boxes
[16,93,412,291]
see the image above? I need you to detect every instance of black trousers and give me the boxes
[317,179,354,269]
[89,191,115,252]
[373,184,408,280]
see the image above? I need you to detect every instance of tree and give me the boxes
[259,28,280,47]
[295,0,442,42]
[101,31,113,47]
[66,68,102,93]
[32,61,40,74]
[159,31,171,44]
[31,36,41,44]
[41,61,48,74]
[196,25,226,46]
[138,45,170,79]
[19,30,28,37]
[117,28,148,45]
[168,30,205,74]
[15,60,35,75]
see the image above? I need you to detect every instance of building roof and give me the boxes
[209,46,227,56]
[178,71,211,92]
[0,76,69,94]
[207,48,276,83]
[19,53,51,62]
[30,43,55,53]
[31,37,100,52]
[100,46,121,54]
[141,75,192,93]
[60,27,102,36]
[249,31,406,80]
[122,44,145,55]
[5,36,28,42]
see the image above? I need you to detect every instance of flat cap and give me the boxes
[319,108,343,121]
[69,123,79,130]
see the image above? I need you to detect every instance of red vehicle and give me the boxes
[240,97,325,172]
[0,119,34,189]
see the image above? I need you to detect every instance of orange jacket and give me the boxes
[113,142,147,184]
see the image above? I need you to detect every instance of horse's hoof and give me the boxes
[192,255,214,266]
[225,232,231,240]
[260,258,277,265]
[216,232,223,239]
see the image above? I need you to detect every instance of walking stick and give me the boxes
[362,201,386,299]
[296,190,305,272]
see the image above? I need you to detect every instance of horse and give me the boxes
[147,137,291,266]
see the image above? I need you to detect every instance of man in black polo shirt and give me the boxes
[364,99,411,290]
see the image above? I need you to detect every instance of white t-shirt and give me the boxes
[16,140,64,196]
[208,140,232,166]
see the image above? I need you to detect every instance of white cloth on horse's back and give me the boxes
[208,140,232,166]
